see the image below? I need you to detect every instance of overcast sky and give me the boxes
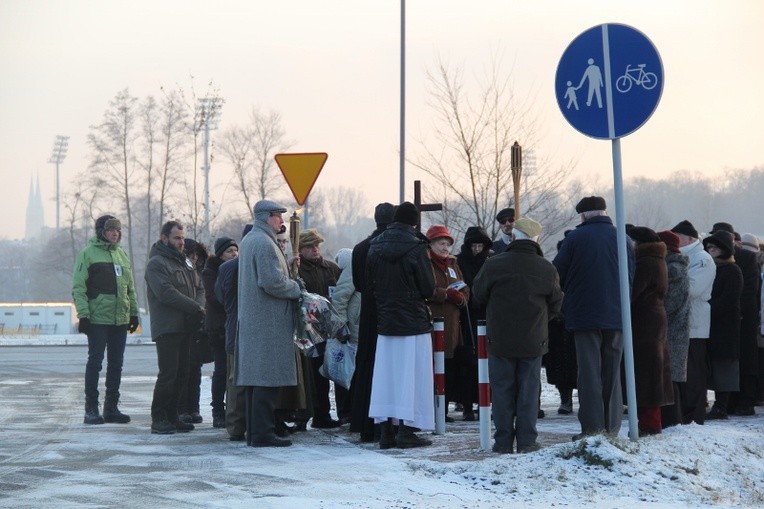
[1,0,762,239]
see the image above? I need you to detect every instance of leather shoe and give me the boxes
[249,436,292,448]
[229,434,245,441]
[151,420,176,435]
[705,407,729,420]
[311,417,341,429]
[174,420,194,432]
[462,410,476,421]
[517,442,541,453]
[492,443,512,454]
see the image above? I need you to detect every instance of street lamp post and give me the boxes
[48,135,69,231]
[196,97,223,242]
[510,141,522,218]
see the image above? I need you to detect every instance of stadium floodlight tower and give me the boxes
[196,97,223,243]
[48,135,69,231]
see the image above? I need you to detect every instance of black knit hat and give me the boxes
[374,202,395,227]
[703,230,735,259]
[495,208,515,223]
[214,237,237,258]
[241,224,253,239]
[393,201,419,226]
[671,219,699,239]
[575,196,607,213]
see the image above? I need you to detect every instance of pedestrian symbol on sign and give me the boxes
[562,57,605,110]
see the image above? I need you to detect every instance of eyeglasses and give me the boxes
[499,218,514,225]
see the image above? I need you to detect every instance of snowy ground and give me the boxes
[1,340,763,508]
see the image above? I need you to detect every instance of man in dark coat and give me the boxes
[215,224,252,440]
[349,202,395,442]
[145,220,206,435]
[297,228,343,428]
[553,196,633,439]
[472,217,563,453]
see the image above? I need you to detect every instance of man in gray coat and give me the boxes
[473,217,563,454]
[235,200,302,447]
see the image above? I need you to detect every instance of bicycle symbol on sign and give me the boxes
[615,64,658,93]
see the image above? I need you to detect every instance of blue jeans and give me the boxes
[84,324,128,399]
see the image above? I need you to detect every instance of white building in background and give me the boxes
[25,175,45,240]
[0,302,75,335]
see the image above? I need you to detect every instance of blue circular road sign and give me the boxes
[555,23,664,140]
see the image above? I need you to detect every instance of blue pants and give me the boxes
[84,324,128,399]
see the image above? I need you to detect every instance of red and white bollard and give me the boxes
[432,317,446,435]
[477,319,491,450]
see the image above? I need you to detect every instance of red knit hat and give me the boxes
[426,225,454,245]
[657,230,681,254]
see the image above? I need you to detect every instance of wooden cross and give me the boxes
[413,180,443,232]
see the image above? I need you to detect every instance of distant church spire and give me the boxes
[25,174,45,240]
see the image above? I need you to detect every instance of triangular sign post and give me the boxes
[275,152,328,205]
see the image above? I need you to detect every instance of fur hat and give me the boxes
[741,233,761,252]
[711,222,735,235]
[657,230,681,253]
[299,229,324,249]
[214,237,237,258]
[95,214,118,233]
[253,200,287,223]
[671,220,699,239]
[374,202,395,227]
[426,225,454,245]
[513,217,542,239]
[703,230,735,259]
[462,226,492,249]
[627,226,660,244]
[495,207,515,223]
[575,196,607,214]
[393,201,419,226]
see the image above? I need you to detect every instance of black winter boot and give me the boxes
[378,418,396,450]
[396,423,432,449]
[84,396,104,425]
[103,394,131,424]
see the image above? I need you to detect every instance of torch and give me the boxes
[289,210,301,278]
[511,141,522,219]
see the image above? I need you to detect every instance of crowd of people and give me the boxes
[71,196,763,453]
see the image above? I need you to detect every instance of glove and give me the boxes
[185,309,205,333]
[446,288,465,307]
[128,316,140,334]
[78,318,91,334]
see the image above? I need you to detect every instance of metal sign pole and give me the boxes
[612,137,638,441]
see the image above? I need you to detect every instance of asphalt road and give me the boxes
[0,345,579,509]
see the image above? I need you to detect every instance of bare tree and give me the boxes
[221,107,293,220]
[412,54,579,247]
[86,88,139,267]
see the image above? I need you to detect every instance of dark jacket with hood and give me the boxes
[367,222,436,336]
[145,241,205,341]
[202,255,227,339]
[215,257,239,354]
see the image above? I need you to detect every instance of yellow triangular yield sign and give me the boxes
[275,152,328,206]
